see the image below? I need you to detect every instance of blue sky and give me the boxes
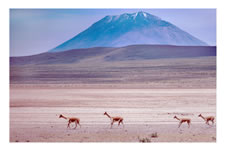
[10,9,216,56]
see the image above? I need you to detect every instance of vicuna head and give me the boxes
[59,114,63,118]
[198,114,202,117]
[174,116,177,119]
[104,112,107,115]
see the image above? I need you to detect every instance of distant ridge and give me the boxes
[49,11,208,52]
[11,45,216,65]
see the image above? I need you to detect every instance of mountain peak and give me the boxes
[136,11,147,17]
[135,11,160,19]
[103,11,161,23]
[49,12,208,52]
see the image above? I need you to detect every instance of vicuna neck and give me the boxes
[200,115,206,120]
[61,115,67,120]
[105,113,111,119]
[175,117,180,121]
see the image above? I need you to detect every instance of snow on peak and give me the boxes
[103,11,162,23]
[131,12,138,19]
[143,12,147,17]
[113,15,120,21]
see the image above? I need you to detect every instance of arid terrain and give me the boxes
[10,56,216,142]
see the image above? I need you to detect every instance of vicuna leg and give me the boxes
[121,120,124,128]
[188,122,191,128]
[212,119,214,125]
[118,120,123,126]
[67,122,71,128]
[78,122,81,128]
[74,122,78,129]
[111,121,114,129]
[178,122,182,128]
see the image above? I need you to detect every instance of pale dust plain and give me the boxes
[10,56,216,142]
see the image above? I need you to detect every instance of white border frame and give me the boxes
[2,0,224,150]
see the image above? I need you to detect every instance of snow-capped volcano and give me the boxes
[49,11,208,52]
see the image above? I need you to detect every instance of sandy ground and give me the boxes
[10,86,216,142]
[10,123,216,142]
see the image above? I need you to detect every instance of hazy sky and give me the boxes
[10,9,216,56]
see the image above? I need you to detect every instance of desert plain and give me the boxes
[10,56,216,142]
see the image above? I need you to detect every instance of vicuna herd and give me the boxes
[59,112,215,129]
